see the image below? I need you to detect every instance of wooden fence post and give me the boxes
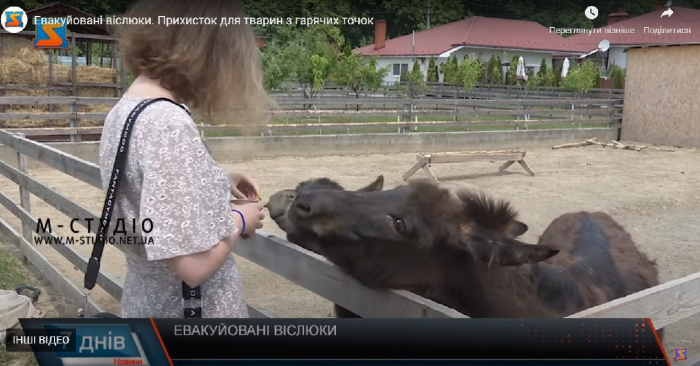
[401,103,411,133]
[71,35,77,96]
[48,50,54,112]
[69,101,81,142]
[15,133,32,263]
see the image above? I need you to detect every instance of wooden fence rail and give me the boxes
[0,96,623,107]
[0,129,463,318]
[0,96,623,140]
[270,82,625,100]
[0,128,697,327]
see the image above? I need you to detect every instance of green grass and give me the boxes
[0,247,32,289]
[0,246,40,366]
[266,114,518,124]
[202,120,612,138]
[193,104,616,138]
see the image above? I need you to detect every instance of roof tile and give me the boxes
[354,16,586,56]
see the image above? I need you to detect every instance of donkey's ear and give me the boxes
[463,230,558,266]
[507,220,529,237]
[357,175,384,192]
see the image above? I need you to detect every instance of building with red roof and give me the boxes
[353,16,586,84]
[567,3,700,70]
[353,1,700,85]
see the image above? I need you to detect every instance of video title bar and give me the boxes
[15,318,667,365]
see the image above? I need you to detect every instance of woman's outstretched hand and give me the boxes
[229,173,260,200]
[231,201,265,238]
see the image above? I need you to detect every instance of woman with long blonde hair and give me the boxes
[99,0,272,318]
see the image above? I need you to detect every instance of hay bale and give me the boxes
[1,35,35,56]
[2,87,71,112]
[0,59,46,85]
[0,47,48,85]
[72,66,116,83]
[1,46,117,85]
[52,64,71,82]
[3,108,69,128]
[1,43,120,127]
[15,46,47,67]
[79,86,116,97]
[52,65,117,83]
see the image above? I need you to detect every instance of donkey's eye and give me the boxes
[388,215,406,234]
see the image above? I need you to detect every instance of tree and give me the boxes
[553,62,563,87]
[427,57,438,83]
[380,0,465,38]
[609,63,625,89]
[451,54,459,69]
[442,55,460,84]
[342,45,352,57]
[442,54,459,84]
[494,56,503,84]
[485,55,503,85]
[260,41,291,91]
[403,60,426,98]
[455,54,483,90]
[365,57,389,95]
[485,55,497,84]
[332,53,389,103]
[310,55,329,92]
[275,25,345,98]
[538,58,548,77]
[509,56,519,85]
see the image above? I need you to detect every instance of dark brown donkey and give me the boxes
[267,176,388,318]
[267,176,529,318]
[269,178,661,334]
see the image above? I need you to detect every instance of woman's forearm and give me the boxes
[166,215,244,287]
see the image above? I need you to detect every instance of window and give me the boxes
[392,63,409,76]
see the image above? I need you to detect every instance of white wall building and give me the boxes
[353,17,586,84]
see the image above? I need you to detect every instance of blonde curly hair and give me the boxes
[112,0,274,127]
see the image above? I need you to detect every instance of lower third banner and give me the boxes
[11,318,670,366]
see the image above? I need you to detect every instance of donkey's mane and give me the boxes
[456,190,520,232]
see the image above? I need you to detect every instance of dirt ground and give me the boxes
[0,145,697,362]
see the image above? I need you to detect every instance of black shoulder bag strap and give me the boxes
[81,97,202,319]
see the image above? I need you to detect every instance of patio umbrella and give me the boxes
[561,58,570,78]
[516,56,528,81]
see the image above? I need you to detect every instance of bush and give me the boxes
[456,54,483,90]
[495,56,503,84]
[527,68,556,89]
[553,62,563,87]
[609,63,625,89]
[399,60,426,98]
[509,56,519,85]
[538,57,548,77]
[485,55,497,83]
[561,60,599,92]
[484,55,503,84]
[427,57,438,83]
[441,55,459,83]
